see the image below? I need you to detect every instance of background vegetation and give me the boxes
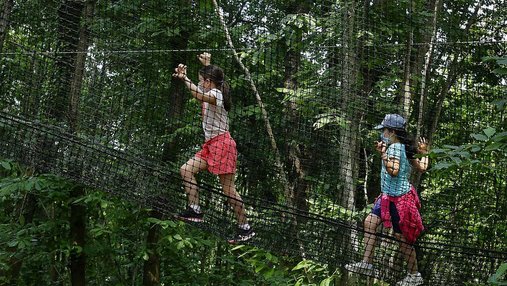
[0,0,505,285]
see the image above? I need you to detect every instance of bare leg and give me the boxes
[363,213,381,263]
[219,173,247,225]
[395,233,419,274]
[180,156,208,206]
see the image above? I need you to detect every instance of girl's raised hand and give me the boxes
[417,137,429,154]
[198,52,211,66]
[375,140,386,154]
[172,64,187,80]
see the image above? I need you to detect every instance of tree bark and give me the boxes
[337,0,360,211]
[277,1,312,260]
[57,1,97,285]
[400,1,414,120]
[426,0,483,145]
[336,2,362,284]
[70,186,87,286]
[283,1,311,221]
[142,210,162,285]
[212,0,295,215]
[143,1,192,284]
[1,190,37,285]
[411,0,441,187]
[0,0,13,53]
[415,0,441,139]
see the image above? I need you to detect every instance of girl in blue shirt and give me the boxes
[346,114,429,286]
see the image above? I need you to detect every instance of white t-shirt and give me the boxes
[202,88,229,141]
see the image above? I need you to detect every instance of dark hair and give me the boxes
[199,65,231,111]
[389,128,417,159]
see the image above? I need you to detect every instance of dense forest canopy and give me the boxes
[0,0,505,285]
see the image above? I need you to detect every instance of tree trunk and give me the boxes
[415,0,441,139]
[70,186,87,286]
[283,1,310,220]
[212,0,293,211]
[411,0,441,187]
[427,56,459,143]
[0,0,13,53]
[426,0,483,145]
[1,191,37,285]
[400,1,414,119]
[279,1,312,260]
[142,210,162,285]
[337,0,360,211]
[57,1,96,285]
[143,80,190,286]
[143,1,192,284]
[336,1,362,284]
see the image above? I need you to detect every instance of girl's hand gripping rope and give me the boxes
[172,64,187,80]
[198,52,211,66]
[417,137,429,154]
[375,140,387,154]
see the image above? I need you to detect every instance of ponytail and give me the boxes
[221,81,232,112]
[393,129,416,159]
[199,65,232,111]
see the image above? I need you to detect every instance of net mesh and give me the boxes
[0,0,506,284]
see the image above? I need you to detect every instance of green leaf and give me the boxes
[492,132,507,141]
[1,161,11,170]
[471,133,488,141]
[443,145,459,150]
[320,277,333,286]
[492,99,507,109]
[255,264,265,273]
[264,268,275,279]
[147,217,162,224]
[265,252,273,261]
[488,263,507,285]
[456,151,470,158]
[313,113,348,129]
[450,157,462,164]
[492,68,507,75]
[24,180,34,191]
[483,127,496,138]
[276,88,296,96]
[292,260,312,271]
[481,56,497,62]
[7,240,18,247]
[470,145,481,152]
[432,162,453,170]
[485,142,504,151]
[231,245,245,251]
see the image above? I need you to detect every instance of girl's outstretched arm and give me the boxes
[172,64,217,105]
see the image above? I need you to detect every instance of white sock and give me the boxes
[239,224,250,230]
[189,204,201,213]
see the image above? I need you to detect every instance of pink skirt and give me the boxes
[195,132,237,175]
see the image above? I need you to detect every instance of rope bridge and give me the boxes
[0,0,506,285]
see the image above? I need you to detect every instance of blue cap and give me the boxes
[374,114,406,130]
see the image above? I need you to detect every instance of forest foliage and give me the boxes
[0,0,505,285]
